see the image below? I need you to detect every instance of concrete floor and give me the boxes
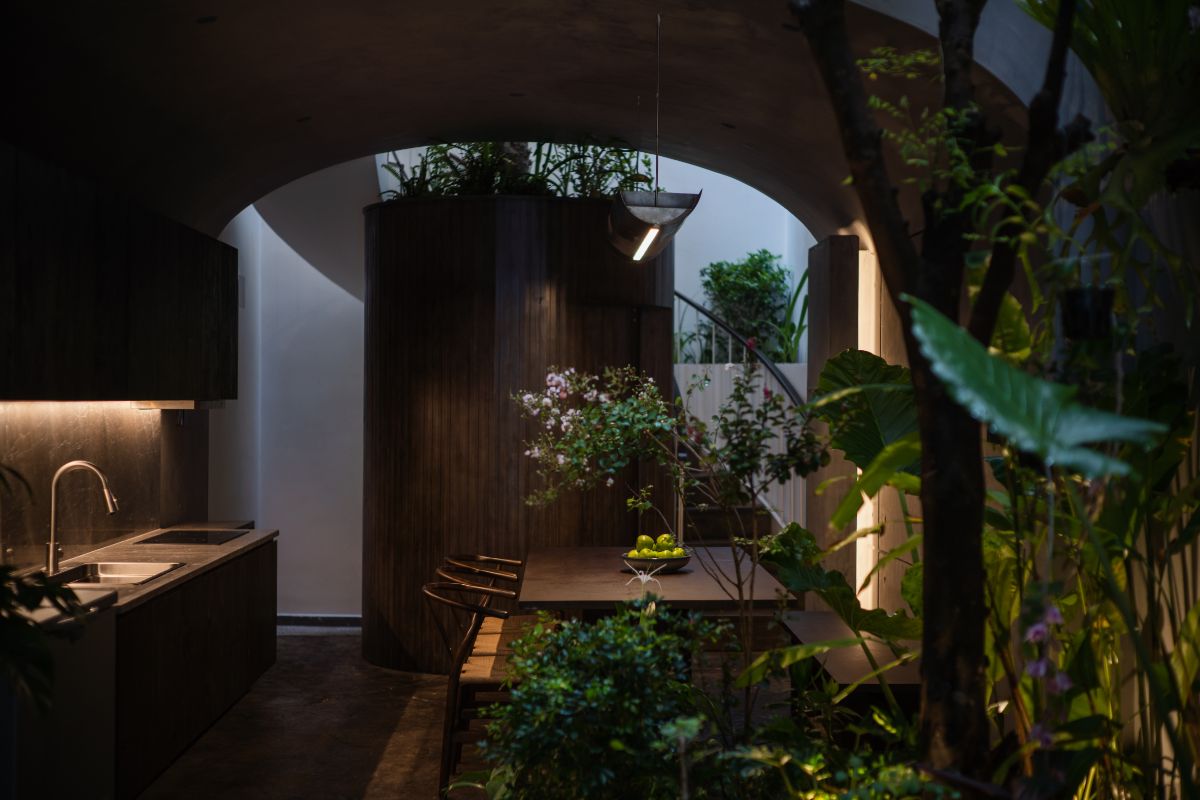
[140,629,788,799]
[141,631,451,800]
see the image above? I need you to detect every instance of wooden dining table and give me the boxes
[517,545,788,612]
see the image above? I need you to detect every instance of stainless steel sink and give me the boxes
[54,561,183,587]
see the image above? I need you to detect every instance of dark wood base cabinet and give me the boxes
[115,541,276,799]
[1,605,117,800]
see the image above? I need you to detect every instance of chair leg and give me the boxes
[439,675,462,796]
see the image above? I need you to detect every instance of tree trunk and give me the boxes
[910,351,988,774]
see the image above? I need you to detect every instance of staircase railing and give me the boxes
[672,291,807,530]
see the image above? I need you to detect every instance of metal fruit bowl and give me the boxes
[621,546,692,574]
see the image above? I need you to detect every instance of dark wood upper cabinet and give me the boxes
[0,140,237,400]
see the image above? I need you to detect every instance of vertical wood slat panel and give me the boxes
[804,235,861,587]
[363,196,673,672]
[115,541,276,798]
[0,143,236,400]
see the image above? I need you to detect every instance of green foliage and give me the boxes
[699,250,797,362]
[515,362,826,533]
[379,141,652,200]
[759,525,922,643]
[514,366,677,510]
[1020,0,1200,211]
[0,566,85,713]
[811,349,918,472]
[829,433,921,533]
[771,268,810,363]
[480,600,722,800]
[906,295,1165,477]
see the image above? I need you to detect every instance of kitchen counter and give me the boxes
[26,586,118,628]
[56,524,279,614]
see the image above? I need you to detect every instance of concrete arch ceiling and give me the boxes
[2,1,1027,241]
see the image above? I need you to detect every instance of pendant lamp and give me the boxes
[608,13,700,261]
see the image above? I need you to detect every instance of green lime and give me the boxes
[655,533,675,550]
[638,548,656,559]
[636,534,654,551]
[671,547,686,558]
[626,549,640,558]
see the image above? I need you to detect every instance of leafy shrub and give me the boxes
[479,599,722,800]
[699,250,795,362]
[379,141,651,200]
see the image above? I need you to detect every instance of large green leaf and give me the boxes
[983,291,1031,363]
[1171,601,1200,708]
[813,350,918,471]
[905,296,1166,478]
[761,524,922,640]
[859,534,922,594]
[1020,0,1200,209]
[829,432,922,531]
[736,638,863,687]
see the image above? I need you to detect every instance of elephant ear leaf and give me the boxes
[905,295,1165,478]
[812,349,917,471]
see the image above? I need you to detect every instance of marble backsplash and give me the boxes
[0,403,208,569]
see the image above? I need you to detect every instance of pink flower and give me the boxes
[1024,621,1049,644]
[746,337,756,351]
[1025,658,1051,678]
[763,387,773,400]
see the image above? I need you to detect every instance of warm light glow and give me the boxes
[855,249,882,609]
[631,226,660,261]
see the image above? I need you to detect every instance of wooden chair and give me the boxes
[442,553,523,585]
[422,581,521,795]
[438,554,538,645]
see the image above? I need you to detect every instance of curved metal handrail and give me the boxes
[673,291,804,406]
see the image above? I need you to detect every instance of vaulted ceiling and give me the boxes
[1,1,1026,240]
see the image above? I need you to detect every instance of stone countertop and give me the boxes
[55,523,279,615]
[27,586,118,628]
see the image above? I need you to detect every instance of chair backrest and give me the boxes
[422,581,512,673]
[443,554,522,585]
[435,565,519,595]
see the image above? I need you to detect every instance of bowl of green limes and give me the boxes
[622,534,691,574]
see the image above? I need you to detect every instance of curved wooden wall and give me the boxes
[363,196,673,672]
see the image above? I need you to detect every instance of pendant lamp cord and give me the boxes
[654,11,661,207]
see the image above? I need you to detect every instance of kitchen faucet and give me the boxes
[47,460,118,576]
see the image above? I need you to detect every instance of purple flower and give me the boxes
[1047,672,1073,695]
[1026,657,1051,678]
[1043,605,1064,625]
[1030,723,1054,748]
[1190,6,1200,32]
[1025,621,1049,644]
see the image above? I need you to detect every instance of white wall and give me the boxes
[657,157,814,309]
[214,157,377,617]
